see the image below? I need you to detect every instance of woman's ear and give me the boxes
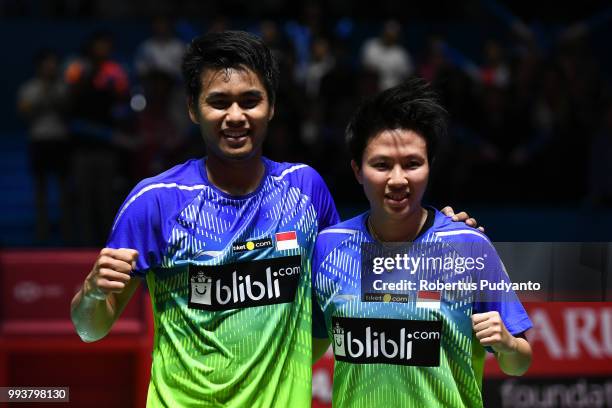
[351,160,363,185]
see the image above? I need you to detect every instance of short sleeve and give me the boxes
[472,240,533,337]
[106,185,167,277]
[308,168,341,231]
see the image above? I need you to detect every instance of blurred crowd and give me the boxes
[15,11,612,246]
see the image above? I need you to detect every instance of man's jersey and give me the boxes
[108,157,339,407]
[312,209,532,408]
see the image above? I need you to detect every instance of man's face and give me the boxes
[189,67,274,162]
[352,129,429,221]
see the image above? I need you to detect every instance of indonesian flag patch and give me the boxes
[416,290,441,309]
[275,231,299,251]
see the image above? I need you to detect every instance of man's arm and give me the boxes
[472,311,532,376]
[313,337,331,363]
[70,248,140,342]
[440,206,484,232]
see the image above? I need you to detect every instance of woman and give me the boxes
[312,78,532,407]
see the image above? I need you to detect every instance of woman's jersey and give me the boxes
[312,209,532,408]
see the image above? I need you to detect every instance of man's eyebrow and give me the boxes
[205,92,227,100]
[242,90,264,98]
[205,90,264,100]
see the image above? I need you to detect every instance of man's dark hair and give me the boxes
[346,78,447,167]
[182,30,279,105]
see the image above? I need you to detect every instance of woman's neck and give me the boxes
[368,207,428,242]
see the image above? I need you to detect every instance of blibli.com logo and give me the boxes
[331,316,442,366]
[191,271,213,305]
[188,255,301,311]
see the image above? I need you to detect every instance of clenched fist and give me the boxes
[472,311,516,354]
[83,248,139,300]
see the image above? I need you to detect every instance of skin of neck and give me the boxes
[370,206,428,242]
[205,151,265,196]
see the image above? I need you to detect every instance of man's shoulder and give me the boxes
[112,159,206,232]
[132,158,205,193]
[265,158,325,186]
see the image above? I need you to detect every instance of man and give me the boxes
[71,31,478,407]
[17,49,70,243]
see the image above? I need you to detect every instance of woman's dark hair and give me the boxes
[346,78,447,167]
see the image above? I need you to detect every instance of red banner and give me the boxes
[485,302,612,377]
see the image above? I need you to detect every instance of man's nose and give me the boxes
[226,102,246,124]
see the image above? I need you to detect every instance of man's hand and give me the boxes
[441,206,484,232]
[83,248,138,300]
[72,248,141,342]
[472,311,515,354]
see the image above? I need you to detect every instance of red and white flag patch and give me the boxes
[416,290,441,309]
[275,231,299,251]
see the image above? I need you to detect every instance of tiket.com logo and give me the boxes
[188,255,301,311]
[331,317,442,366]
[232,237,273,252]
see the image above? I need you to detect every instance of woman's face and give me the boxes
[352,129,429,221]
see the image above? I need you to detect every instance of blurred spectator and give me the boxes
[304,37,334,98]
[134,16,186,80]
[132,69,191,180]
[132,16,190,179]
[285,2,325,84]
[3,11,611,220]
[65,30,132,246]
[259,20,305,164]
[17,49,71,243]
[419,36,449,84]
[361,20,413,91]
[316,36,361,201]
[480,39,510,88]
[259,19,293,66]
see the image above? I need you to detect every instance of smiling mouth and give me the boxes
[384,192,410,206]
[221,129,251,148]
[222,129,250,138]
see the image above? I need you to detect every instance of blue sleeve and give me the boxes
[312,237,330,339]
[472,240,533,337]
[306,167,341,230]
[106,183,169,277]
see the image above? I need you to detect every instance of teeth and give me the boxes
[386,194,408,200]
[223,130,248,137]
